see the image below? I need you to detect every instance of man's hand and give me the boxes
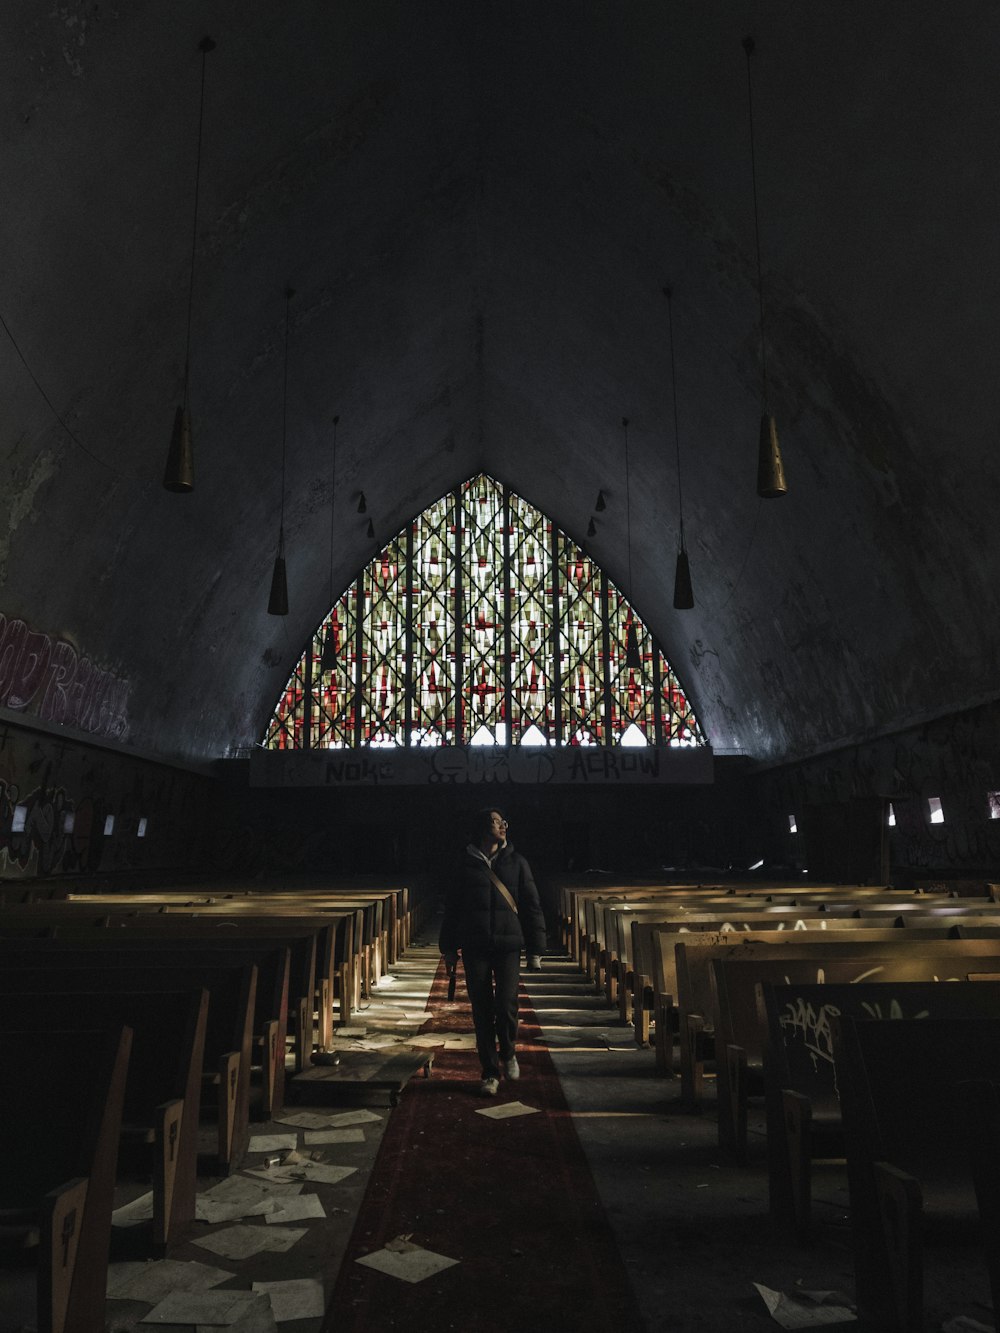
[443,951,458,969]
[527,955,543,972]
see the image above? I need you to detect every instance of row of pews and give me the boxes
[0,875,431,1333]
[558,874,1000,1332]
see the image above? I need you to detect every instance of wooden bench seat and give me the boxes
[759,978,1000,1233]
[2,989,207,1250]
[0,957,256,1173]
[0,1025,131,1333]
[835,1015,1000,1331]
[670,933,1000,1109]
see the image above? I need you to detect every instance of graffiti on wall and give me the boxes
[0,613,130,741]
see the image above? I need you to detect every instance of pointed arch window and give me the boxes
[264,474,704,750]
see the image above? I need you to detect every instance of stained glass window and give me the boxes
[264,474,705,749]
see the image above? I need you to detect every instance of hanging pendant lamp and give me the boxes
[320,415,340,669]
[743,35,787,498]
[267,288,294,616]
[587,517,597,539]
[665,287,695,610]
[164,36,215,492]
[622,417,642,669]
[357,492,367,514]
[366,517,374,540]
[595,490,606,512]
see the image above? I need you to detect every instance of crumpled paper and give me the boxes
[753,1283,856,1330]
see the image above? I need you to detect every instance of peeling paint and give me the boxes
[1,451,57,585]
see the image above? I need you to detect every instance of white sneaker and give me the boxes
[505,1055,520,1080]
[479,1076,500,1096]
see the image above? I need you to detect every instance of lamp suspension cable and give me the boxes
[744,36,768,413]
[267,287,293,616]
[320,415,340,668]
[623,415,641,667]
[164,35,215,493]
[743,34,787,499]
[665,287,694,609]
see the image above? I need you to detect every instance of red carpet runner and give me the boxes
[324,960,644,1332]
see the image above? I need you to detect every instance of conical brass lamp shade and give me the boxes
[673,549,694,610]
[320,626,337,670]
[625,621,641,669]
[267,552,288,616]
[164,406,194,492]
[756,414,787,498]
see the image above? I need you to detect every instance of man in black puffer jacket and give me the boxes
[440,808,547,1095]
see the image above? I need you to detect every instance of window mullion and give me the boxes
[551,523,562,743]
[353,572,364,747]
[454,487,464,745]
[600,568,613,747]
[502,485,513,745]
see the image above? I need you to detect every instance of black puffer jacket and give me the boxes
[439,840,547,957]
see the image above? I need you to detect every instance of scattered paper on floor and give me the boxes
[356,1236,459,1284]
[276,1111,345,1130]
[405,1033,448,1048]
[942,1319,995,1333]
[141,1289,261,1325]
[196,1294,278,1333]
[204,1177,303,1201]
[753,1283,856,1329]
[443,1034,478,1050]
[303,1128,366,1145]
[107,1259,232,1302]
[247,1163,355,1187]
[264,1194,326,1224]
[309,1108,382,1128]
[475,1101,541,1120]
[112,1191,154,1227]
[251,1277,325,1322]
[192,1225,308,1260]
[248,1134,299,1153]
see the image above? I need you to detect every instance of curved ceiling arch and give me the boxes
[1,3,998,766]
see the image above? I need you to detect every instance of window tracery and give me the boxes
[264,474,704,750]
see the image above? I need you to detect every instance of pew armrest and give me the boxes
[781,1089,813,1231]
[40,1175,89,1333]
[654,993,675,1075]
[259,1020,280,1119]
[215,1051,241,1169]
[153,1099,185,1249]
[721,1044,749,1163]
[680,1012,706,1108]
[873,1160,923,1333]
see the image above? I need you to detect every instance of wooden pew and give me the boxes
[835,1016,1000,1331]
[710,943,1000,1163]
[0,1024,131,1333]
[3,990,207,1250]
[758,978,1000,1232]
[10,897,356,1038]
[0,937,289,1120]
[670,932,1000,1109]
[0,957,256,1173]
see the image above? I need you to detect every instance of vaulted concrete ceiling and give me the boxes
[3,1,998,766]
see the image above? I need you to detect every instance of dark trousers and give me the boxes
[463,949,521,1077]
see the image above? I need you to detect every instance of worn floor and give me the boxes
[97,934,995,1333]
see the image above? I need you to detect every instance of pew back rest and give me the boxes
[760,979,1000,1117]
[673,936,1000,1038]
[835,1016,1000,1182]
